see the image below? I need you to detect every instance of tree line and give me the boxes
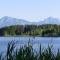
[0,24,60,36]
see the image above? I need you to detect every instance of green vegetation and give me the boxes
[0,41,60,60]
[0,24,60,36]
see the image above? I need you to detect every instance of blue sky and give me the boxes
[0,0,60,22]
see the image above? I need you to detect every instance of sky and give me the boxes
[0,0,60,22]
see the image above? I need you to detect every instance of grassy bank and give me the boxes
[0,41,60,60]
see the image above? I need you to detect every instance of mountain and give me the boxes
[43,17,60,24]
[0,16,60,28]
[0,16,30,28]
[37,17,60,25]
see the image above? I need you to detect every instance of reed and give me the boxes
[0,41,60,60]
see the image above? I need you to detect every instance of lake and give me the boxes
[0,36,60,53]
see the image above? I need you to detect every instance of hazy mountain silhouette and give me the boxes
[0,16,60,28]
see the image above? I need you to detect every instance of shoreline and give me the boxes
[0,35,60,37]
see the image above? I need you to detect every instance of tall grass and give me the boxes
[0,41,60,60]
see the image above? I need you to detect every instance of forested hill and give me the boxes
[0,24,60,37]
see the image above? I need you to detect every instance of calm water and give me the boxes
[0,36,60,53]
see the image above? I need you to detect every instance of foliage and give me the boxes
[0,24,60,36]
[0,41,60,60]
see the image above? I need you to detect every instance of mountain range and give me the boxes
[0,16,60,28]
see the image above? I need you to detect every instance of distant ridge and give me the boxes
[0,16,30,28]
[36,17,60,25]
[0,16,60,28]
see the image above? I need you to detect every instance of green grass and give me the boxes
[0,41,60,60]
